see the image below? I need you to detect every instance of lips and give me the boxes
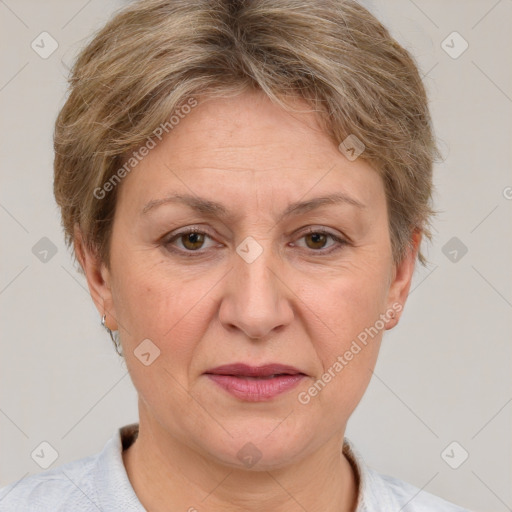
[204,363,306,402]
[205,363,305,378]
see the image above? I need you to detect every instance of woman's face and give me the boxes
[84,90,418,469]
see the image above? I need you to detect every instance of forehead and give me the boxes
[116,90,385,217]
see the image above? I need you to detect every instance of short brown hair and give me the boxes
[54,0,442,271]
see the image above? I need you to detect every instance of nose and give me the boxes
[218,241,294,340]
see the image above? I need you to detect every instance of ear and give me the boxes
[384,228,422,330]
[73,225,118,331]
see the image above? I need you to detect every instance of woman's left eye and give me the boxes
[292,229,348,253]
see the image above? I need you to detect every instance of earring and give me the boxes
[101,314,123,356]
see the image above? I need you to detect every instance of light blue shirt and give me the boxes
[0,424,471,511]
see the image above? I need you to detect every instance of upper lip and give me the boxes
[205,363,305,377]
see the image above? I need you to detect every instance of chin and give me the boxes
[197,420,316,471]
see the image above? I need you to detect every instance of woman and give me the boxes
[0,0,471,510]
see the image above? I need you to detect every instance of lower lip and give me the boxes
[206,374,305,402]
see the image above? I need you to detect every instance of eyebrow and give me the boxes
[141,192,366,221]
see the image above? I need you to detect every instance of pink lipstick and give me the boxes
[205,363,306,402]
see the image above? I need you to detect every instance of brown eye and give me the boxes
[164,228,216,255]
[180,232,206,251]
[304,232,329,250]
[293,228,348,254]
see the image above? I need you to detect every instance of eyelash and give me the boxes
[162,227,349,258]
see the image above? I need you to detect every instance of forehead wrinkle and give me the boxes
[141,192,366,223]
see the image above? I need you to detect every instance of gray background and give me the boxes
[0,1,511,510]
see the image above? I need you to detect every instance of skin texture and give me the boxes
[76,89,420,512]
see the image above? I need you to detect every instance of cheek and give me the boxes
[300,277,385,418]
[305,259,389,389]
[309,260,390,340]
[115,266,205,412]
[113,261,213,366]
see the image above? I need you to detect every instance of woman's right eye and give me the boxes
[164,228,217,256]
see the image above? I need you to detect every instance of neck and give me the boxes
[123,414,359,512]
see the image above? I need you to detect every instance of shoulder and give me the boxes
[365,467,472,511]
[0,453,100,512]
[0,424,142,512]
[342,438,473,512]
